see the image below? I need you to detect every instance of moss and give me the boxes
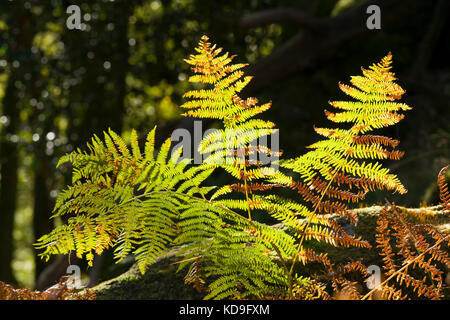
[91,247,202,300]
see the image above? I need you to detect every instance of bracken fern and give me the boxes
[34,36,449,300]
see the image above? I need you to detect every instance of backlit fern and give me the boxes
[34,36,447,300]
[178,35,301,299]
[267,52,412,282]
[175,37,411,299]
[181,35,280,202]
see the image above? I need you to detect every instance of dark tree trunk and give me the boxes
[0,71,20,284]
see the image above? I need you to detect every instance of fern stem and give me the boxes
[287,132,356,297]
[242,163,252,221]
[270,242,293,298]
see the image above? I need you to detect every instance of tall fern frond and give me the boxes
[177,37,412,299]
[181,35,280,205]
[177,36,315,298]
[273,53,411,278]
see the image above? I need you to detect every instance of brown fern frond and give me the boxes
[230,182,282,194]
[297,248,332,267]
[0,282,50,300]
[0,277,95,300]
[333,171,383,192]
[302,220,370,249]
[366,204,449,300]
[309,176,367,203]
[327,219,371,248]
[318,260,367,300]
[288,180,358,223]
[376,283,406,300]
[353,135,400,148]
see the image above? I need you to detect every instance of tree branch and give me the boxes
[240,0,418,95]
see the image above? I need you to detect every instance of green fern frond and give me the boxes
[35,127,215,271]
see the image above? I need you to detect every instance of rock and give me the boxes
[88,205,449,300]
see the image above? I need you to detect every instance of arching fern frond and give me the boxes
[35,128,215,273]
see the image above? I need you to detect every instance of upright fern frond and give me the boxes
[283,52,410,196]
[278,52,410,243]
[179,36,308,299]
[265,53,412,295]
[181,35,279,200]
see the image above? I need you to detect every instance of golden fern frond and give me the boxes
[181,37,286,255]
[264,54,412,299]
[182,36,278,211]
[281,53,410,224]
[284,52,410,196]
[181,35,273,129]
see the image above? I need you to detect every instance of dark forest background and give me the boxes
[0,0,448,289]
